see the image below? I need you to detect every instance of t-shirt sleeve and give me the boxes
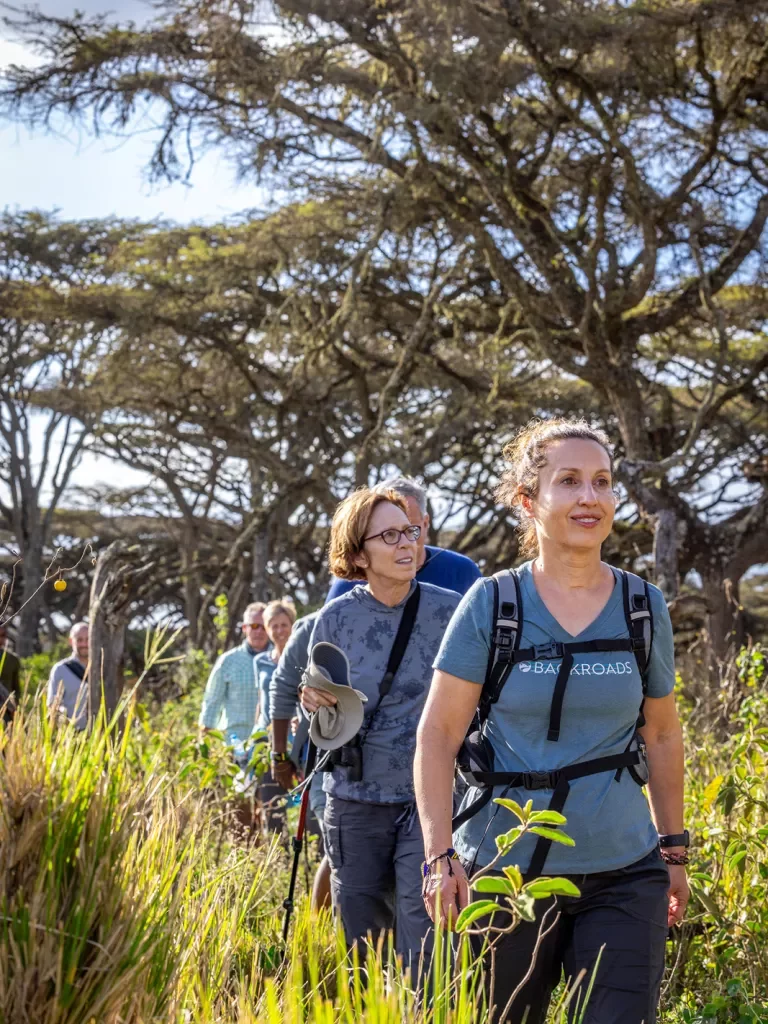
[645,585,675,699]
[432,578,492,685]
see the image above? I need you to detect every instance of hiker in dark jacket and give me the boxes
[300,487,460,979]
[47,621,90,730]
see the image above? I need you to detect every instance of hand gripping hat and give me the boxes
[303,642,367,750]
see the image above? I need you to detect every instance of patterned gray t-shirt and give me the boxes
[309,581,460,805]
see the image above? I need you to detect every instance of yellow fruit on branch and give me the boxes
[53,579,67,592]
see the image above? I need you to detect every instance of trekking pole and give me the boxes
[282,740,317,944]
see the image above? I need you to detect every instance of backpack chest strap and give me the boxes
[511,637,642,742]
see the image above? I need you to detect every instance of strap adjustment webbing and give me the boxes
[454,748,641,873]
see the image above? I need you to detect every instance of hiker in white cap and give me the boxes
[299,487,460,981]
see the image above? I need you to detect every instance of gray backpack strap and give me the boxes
[478,570,522,722]
[620,570,653,692]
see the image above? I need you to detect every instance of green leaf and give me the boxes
[496,826,524,854]
[494,797,527,822]
[524,877,581,899]
[473,877,514,896]
[528,810,567,826]
[502,865,523,892]
[528,826,575,847]
[455,900,500,932]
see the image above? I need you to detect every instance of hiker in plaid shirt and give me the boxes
[198,602,270,743]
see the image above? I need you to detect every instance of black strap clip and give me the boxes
[493,628,516,664]
[523,770,558,791]
[533,641,563,661]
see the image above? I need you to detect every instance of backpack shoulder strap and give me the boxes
[619,570,654,692]
[478,570,523,722]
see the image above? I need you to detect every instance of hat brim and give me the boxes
[305,641,367,750]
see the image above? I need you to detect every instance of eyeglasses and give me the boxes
[363,525,421,546]
[244,622,266,631]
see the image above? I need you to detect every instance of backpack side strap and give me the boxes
[620,570,654,692]
[477,570,523,724]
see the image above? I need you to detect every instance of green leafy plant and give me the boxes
[455,799,579,934]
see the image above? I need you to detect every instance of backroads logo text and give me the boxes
[518,660,634,675]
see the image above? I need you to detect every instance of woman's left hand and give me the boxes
[667,864,689,927]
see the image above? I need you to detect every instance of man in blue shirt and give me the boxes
[198,602,269,741]
[325,476,481,600]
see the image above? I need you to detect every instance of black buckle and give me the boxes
[523,771,557,790]
[533,641,562,660]
[494,626,514,650]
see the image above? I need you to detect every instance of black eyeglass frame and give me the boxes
[362,525,422,546]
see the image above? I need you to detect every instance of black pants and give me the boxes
[468,848,669,1024]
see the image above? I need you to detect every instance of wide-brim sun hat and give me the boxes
[304,641,367,750]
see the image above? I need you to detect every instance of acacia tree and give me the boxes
[0,213,131,653]
[6,0,766,663]
[67,209,553,628]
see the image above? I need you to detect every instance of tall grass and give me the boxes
[0,641,766,1023]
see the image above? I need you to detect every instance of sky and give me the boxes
[1,1,270,498]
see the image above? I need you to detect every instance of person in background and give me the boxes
[325,476,481,601]
[254,598,296,836]
[269,610,332,909]
[47,621,89,730]
[0,621,21,723]
[198,602,268,743]
[300,487,460,981]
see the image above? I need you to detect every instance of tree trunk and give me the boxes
[251,529,271,603]
[652,508,680,600]
[15,541,43,657]
[701,569,744,682]
[180,527,201,647]
[88,541,154,719]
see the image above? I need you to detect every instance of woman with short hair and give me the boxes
[416,419,688,1024]
[254,598,296,835]
[300,487,460,977]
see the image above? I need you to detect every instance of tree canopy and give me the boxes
[1,0,767,663]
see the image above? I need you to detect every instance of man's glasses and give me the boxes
[244,622,266,631]
[363,525,421,546]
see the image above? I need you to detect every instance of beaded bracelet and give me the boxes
[660,850,689,866]
[422,848,459,879]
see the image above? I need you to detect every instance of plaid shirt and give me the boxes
[198,641,261,742]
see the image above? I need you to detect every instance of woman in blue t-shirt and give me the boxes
[415,418,689,1024]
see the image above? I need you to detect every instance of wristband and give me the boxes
[422,848,459,879]
[659,830,690,848]
[660,850,689,866]
[270,751,290,763]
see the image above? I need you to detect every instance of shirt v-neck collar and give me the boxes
[520,562,621,642]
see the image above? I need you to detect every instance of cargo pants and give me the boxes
[324,794,433,978]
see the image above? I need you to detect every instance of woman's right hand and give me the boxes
[299,685,338,714]
[422,857,471,931]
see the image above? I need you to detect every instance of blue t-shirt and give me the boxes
[325,545,480,602]
[254,652,277,732]
[433,562,675,875]
[310,581,461,804]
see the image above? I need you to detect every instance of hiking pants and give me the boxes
[467,848,669,1024]
[324,794,433,974]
